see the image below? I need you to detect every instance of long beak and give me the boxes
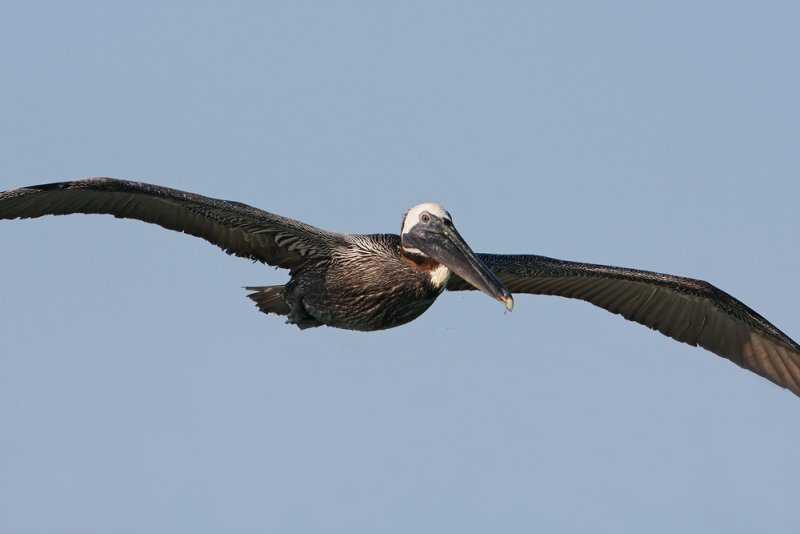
[405,218,514,311]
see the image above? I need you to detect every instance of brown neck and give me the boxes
[400,248,441,272]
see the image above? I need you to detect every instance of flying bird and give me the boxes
[1,178,798,397]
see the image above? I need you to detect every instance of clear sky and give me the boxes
[1,2,799,533]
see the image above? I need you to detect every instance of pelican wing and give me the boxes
[447,253,800,397]
[0,178,346,270]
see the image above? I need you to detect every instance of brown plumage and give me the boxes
[1,177,798,398]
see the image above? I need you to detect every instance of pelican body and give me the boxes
[1,178,798,398]
[250,223,511,332]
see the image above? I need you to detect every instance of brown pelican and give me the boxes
[1,178,798,397]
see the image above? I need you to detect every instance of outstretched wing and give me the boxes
[0,178,348,270]
[447,253,800,397]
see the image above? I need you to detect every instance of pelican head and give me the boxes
[401,203,514,311]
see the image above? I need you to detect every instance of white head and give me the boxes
[398,202,514,311]
[399,203,453,288]
[401,203,452,239]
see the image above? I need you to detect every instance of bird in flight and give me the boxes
[1,178,798,397]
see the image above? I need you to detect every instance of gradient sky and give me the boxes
[1,2,799,533]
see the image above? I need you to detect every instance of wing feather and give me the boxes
[0,178,347,269]
[447,253,800,397]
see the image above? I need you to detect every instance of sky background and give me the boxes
[1,1,799,533]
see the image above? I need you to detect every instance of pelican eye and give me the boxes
[420,213,431,223]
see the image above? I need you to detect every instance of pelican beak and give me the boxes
[404,216,514,311]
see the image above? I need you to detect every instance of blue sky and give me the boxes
[1,2,799,532]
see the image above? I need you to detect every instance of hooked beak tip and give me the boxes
[503,295,514,312]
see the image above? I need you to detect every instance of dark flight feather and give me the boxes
[448,254,800,396]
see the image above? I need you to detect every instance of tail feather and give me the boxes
[245,285,290,316]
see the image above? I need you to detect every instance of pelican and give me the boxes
[1,178,798,397]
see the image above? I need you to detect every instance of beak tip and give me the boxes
[503,295,514,312]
